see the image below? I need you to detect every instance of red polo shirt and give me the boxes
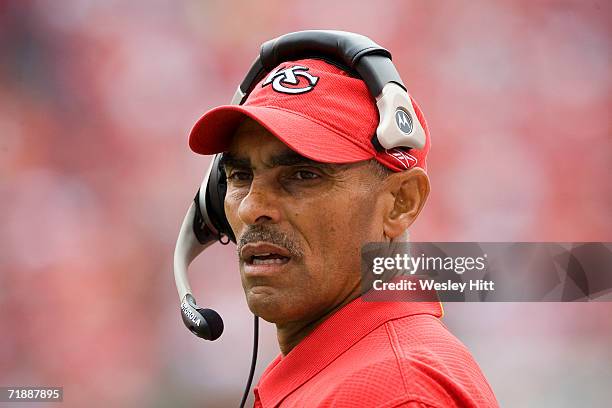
[253,298,498,407]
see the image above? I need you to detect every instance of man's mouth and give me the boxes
[240,242,293,268]
[248,253,291,265]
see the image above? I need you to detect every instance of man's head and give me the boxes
[219,118,428,323]
[189,59,431,324]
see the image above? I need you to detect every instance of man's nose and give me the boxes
[237,179,282,225]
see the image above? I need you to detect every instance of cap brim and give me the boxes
[189,105,374,163]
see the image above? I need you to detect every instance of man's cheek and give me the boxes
[224,197,243,233]
[308,211,342,242]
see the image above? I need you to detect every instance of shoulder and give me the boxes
[321,314,498,407]
[321,353,455,408]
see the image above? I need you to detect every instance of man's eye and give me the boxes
[292,170,320,180]
[227,171,252,182]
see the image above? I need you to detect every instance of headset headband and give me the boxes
[232,30,400,101]
[229,30,425,150]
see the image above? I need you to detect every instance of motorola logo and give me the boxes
[181,301,201,327]
[395,109,413,134]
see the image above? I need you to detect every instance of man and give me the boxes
[189,58,498,407]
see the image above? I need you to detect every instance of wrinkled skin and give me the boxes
[223,119,429,354]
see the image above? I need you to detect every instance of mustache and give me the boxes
[236,224,304,259]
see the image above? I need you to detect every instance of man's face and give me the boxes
[223,119,384,324]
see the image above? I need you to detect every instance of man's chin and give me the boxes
[245,287,301,323]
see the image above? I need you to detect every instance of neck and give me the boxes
[275,284,361,356]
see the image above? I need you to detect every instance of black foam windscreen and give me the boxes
[198,308,224,341]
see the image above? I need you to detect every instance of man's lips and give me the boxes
[240,242,292,266]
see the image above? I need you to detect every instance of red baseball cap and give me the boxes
[189,59,430,171]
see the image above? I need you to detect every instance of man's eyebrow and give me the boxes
[218,153,250,170]
[220,151,340,171]
[268,151,335,170]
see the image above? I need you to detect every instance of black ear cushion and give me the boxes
[205,154,236,243]
[197,308,224,341]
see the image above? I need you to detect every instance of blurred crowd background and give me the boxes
[1,1,610,407]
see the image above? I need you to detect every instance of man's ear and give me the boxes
[382,167,430,240]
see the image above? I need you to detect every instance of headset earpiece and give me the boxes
[203,154,235,243]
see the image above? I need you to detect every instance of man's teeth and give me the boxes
[252,257,287,265]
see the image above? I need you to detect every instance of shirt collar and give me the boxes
[255,297,442,407]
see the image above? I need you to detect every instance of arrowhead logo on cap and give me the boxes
[262,65,319,94]
[385,148,418,169]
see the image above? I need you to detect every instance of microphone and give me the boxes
[173,201,225,341]
[173,198,259,407]
[180,294,224,341]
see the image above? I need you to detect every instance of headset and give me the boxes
[173,30,426,407]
